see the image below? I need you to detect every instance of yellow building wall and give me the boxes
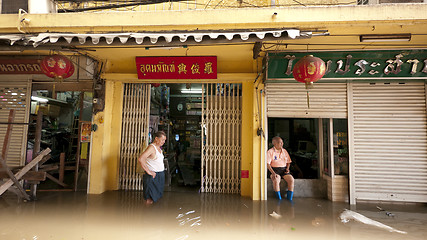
[238,80,266,200]
[241,81,255,198]
[89,74,264,199]
[89,80,123,194]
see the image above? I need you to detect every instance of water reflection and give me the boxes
[0,191,426,240]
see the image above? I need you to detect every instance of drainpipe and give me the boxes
[262,89,268,200]
[257,88,267,200]
[259,89,264,200]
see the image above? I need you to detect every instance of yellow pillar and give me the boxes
[88,80,123,194]
[241,81,263,200]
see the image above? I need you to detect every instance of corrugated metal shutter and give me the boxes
[0,79,31,167]
[351,82,427,202]
[265,83,347,118]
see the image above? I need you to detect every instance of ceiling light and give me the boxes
[181,89,203,94]
[31,96,48,103]
[359,34,411,42]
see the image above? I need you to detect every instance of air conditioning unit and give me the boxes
[28,0,57,13]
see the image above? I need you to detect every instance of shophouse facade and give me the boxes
[0,1,426,204]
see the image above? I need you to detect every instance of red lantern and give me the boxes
[151,83,161,87]
[292,55,326,89]
[40,54,75,81]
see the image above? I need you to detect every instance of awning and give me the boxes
[0,29,313,47]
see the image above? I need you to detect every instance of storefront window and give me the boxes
[333,119,349,176]
[268,118,319,179]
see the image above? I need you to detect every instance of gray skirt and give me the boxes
[143,171,165,202]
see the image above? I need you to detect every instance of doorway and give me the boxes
[28,90,93,191]
[268,118,319,179]
[267,117,349,199]
[157,83,203,192]
[152,83,242,193]
[119,83,242,193]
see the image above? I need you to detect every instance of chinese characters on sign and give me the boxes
[0,59,43,74]
[135,56,217,79]
[80,122,92,143]
[267,51,427,79]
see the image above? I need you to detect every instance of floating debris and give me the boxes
[312,217,325,227]
[339,209,407,234]
[386,212,395,217]
[269,211,282,219]
[176,210,196,219]
[175,235,189,240]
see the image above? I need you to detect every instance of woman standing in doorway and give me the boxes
[138,131,167,205]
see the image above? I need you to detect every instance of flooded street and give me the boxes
[1,190,426,240]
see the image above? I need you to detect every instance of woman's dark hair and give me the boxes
[153,131,166,139]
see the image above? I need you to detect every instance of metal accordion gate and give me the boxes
[201,83,242,193]
[119,83,151,190]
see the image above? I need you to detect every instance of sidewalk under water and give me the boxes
[1,190,426,240]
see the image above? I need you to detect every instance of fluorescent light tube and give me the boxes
[181,89,203,94]
[360,34,411,42]
[31,96,49,103]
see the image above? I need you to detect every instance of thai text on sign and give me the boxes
[0,59,43,74]
[136,56,217,79]
[267,50,427,79]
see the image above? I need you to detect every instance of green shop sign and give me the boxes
[267,50,427,79]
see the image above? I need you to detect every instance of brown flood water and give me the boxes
[1,190,426,240]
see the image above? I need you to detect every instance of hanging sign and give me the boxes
[267,50,427,79]
[80,121,92,143]
[0,59,43,74]
[136,56,217,79]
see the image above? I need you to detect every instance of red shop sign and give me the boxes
[136,56,217,79]
[0,59,43,74]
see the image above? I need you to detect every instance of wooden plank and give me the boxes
[0,155,30,200]
[0,148,51,196]
[1,109,14,165]
[0,109,30,200]
[59,152,65,183]
[46,173,68,188]
[0,170,46,181]
[30,112,43,198]
[32,81,93,92]
[39,165,59,172]
[39,154,51,166]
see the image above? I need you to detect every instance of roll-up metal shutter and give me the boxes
[265,83,347,118]
[351,82,427,202]
[0,79,31,167]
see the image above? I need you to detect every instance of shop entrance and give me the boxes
[28,89,93,191]
[155,83,203,192]
[268,117,349,199]
[152,83,242,193]
[119,83,242,193]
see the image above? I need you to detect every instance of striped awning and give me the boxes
[0,29,312,47]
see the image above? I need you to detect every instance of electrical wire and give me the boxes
[54,0,359,12]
